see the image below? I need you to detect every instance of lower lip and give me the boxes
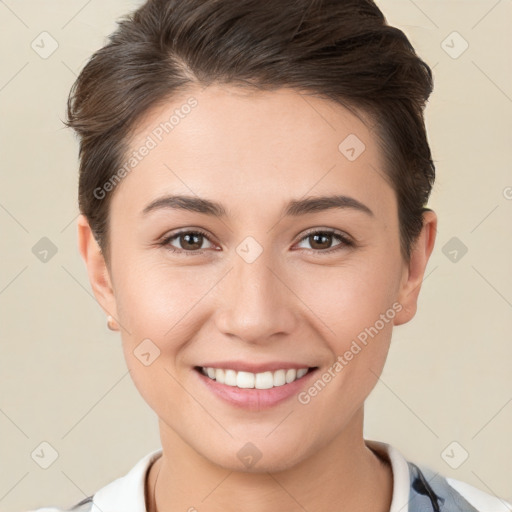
[195,368,318,410]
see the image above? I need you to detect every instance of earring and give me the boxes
[107,315,119,331]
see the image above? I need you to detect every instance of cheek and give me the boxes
[114,256,208,338]
[293,256,401,346]
[291,262,399,425]
[113,259,204,414]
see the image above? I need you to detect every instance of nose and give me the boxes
[213,249,297,345]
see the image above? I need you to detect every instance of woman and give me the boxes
[31,0,511,511]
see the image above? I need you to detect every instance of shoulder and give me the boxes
[408,461,512,512]
[26,448,162,512]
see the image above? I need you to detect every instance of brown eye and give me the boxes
[296,229,353,253]
[309,232,335,250]
[178,232,204,251]
[160,229,214,254]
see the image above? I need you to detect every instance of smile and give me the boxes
[197,366,314,389]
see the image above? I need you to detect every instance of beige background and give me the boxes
[1,1,511,510]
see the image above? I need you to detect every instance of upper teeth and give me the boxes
[201,367,309,389]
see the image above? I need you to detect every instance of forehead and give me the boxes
[110,85,394,219]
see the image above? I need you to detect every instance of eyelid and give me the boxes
[297,227,353,244]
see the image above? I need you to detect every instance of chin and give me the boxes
[201,438,309,474]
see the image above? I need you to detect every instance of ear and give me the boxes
[393,209,437,326]
[77,214,120,330]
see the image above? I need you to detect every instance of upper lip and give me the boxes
[196,361,318,373]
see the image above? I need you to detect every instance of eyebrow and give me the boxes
[141,194,374,218]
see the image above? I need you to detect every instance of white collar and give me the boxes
[91,447,162,512]
[92,439,411,512]
[365,439,412,512]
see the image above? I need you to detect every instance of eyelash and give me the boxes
[158,228,354,256]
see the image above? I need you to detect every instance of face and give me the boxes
[79,85,436,472]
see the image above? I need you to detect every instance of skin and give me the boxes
[78,85,437,512]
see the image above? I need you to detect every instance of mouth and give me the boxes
[194,366,317,389]
[193,365,319,410]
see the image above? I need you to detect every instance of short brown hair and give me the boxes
[66,0,435,265]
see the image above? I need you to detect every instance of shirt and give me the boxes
[29,439,511,512]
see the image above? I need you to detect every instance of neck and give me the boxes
[146,408,393,512]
